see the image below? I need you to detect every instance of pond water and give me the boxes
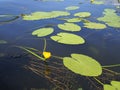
[0,0,120,90]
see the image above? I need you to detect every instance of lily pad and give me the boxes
[97,9,120,28]
[92,1,104,5]
[63,54,102,76]
[83,22,107,29]
[23,11,70,20]
[58,23,81,31]
[60,18,82,22]
[74,12,91,18]
[65,6,79,10]
[50,32,85,45]
[111,81,120,89]
[103,84,116,90]
[32,28,54,37]
[0,40,7,44]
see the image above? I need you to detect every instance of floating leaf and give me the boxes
[97,9,120,28]
[58,23,81,31]
[65,6,79,10]
[92,1,104,5]
[51,32,85,45]
[103,84,116,90]
[74,12,91,18]
[32,28,54,37]
[0,40,7,44]
[23,11,70,20]
[111,81,120,90]
[63,54,102,76]
[66,18,82,22]
[83,22,107,29]
[43,51,51,59]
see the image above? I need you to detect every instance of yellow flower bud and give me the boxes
[43,51,51,59]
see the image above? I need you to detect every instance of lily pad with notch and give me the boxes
[50,32,85,45]
[83,22,107,29]
[74,12,91,18]
[32,28,54,37]
[63,54,102,76]
[58,23,81,31]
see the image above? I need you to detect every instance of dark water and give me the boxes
[0,0,120,90]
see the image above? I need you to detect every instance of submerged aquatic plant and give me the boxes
[0,40,7,44]
[0,14,19,25]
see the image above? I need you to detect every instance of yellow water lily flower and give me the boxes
[43,51,51,59]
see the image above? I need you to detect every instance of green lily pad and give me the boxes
[97,9,120,28]
[63,54,102,76]
[104,84,116,90]
[111,81,120,89]
[92,1,104,5]
[65,6,79,10]
[50,32,85,45]
[0,40,7,44]
[58,23,81,31]
[74,12,91,18]
[84,22,107,29]
[32,28,54,37]
[23,11,70,20]
[65,18,82,22]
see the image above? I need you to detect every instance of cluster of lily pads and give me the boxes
[18,42,120,90]
[0,1,120,90]
[21,5,120,90]
[22,6,120,46]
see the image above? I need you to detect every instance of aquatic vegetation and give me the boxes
[32,28,54,37]
[63,53,102,76]
[65,6,79,10]
[103,84,116,90]
[74,12,91,18]
[58,23,81,31]
[17,44,120,90]
[103,81,120,90]
[0,14,19,24]
[111,81,120,89]
[50,32,85,45]
[91,1,104,5]
[0,40,7,44]
[83,22,107,29]
[23,11,70,20]
[18,46,45,61]
[97,9,120,28]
